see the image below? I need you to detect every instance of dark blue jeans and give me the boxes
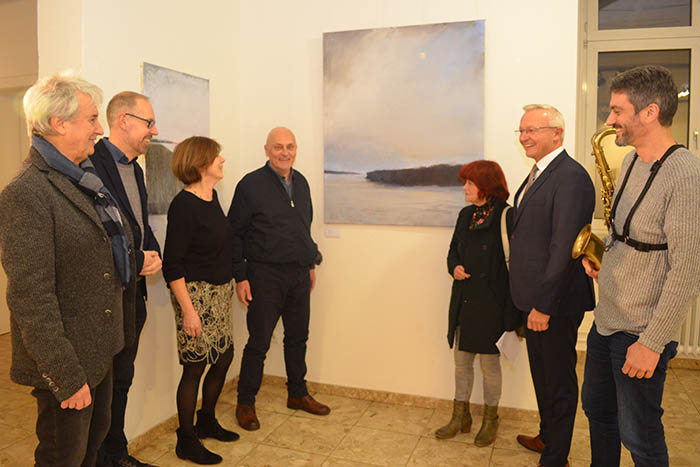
[32,370,112,467]
[582,323,677,467]
[237,261,311,406]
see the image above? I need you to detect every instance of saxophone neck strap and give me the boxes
[610,143,683,252]
[611,231,668,251]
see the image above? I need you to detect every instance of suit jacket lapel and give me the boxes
[512,150,568,228]
[30,150,104,230]
[134,163,148,223]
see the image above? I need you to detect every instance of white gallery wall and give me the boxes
[33,0,580,440]
[236,0,580,411]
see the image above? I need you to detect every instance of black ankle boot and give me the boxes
[175,427,222,465]
[195,409,240,442]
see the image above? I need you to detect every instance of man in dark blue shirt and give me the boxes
[228,127,329,431]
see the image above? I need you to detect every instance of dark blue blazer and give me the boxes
[509,149,596,316]
[90,139,161,299]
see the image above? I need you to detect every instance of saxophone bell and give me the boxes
[571,224,604,270]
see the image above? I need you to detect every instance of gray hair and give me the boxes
[23,71,103,138]
[106,91,150,127]
[610,65,678,127]
[522,104,565,139]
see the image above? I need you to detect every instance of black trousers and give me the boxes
[237,261,311,405]
[524,310,584,467]
[98,295,147,462]
[33,369,113,467]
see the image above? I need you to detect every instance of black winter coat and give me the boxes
[446,201,521,353]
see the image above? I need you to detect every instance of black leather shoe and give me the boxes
[175,428,222,465]
[196,409,240,442]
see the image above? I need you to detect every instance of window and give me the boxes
[577,0,700,225]
[598,0,691,30]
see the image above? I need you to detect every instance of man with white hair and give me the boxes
[0,73,135,466]
[509,104,595,467]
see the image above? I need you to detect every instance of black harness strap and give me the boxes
[610,144,683,252]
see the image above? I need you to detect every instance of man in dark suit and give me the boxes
[509,104,595,467]
[91,91,162,467]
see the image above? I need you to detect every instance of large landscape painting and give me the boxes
[323,21,485,226]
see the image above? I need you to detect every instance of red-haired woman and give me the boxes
[436,160,521,446]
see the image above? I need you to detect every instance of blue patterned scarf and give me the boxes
[32,134,132,287]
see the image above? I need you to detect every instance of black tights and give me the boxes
[177,346,233,431]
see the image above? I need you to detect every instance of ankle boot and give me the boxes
[474,404,499,447]
[176,427,223,465]
[196,409,240,442]
[435,400,471,439]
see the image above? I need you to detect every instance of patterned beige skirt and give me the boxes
[170,279,235,365]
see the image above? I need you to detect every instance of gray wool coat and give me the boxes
[0,148,136,402]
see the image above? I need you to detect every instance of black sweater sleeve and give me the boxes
[162,191,194,283]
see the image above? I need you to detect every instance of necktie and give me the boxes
[522,165,539,198]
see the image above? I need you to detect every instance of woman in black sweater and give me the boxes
[163,136,238,465]
[436,160,520,446]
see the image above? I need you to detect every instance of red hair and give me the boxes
[458,160,509,203]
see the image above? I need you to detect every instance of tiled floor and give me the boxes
[1,332,699,466]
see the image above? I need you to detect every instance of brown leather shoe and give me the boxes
[287,395,331,415]
[516,433,545,453]
[235,404,260,431]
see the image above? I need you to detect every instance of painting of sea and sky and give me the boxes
[323,20,484,227]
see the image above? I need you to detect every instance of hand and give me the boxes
[527,308,550,332]
[236,280,252,306]
[60,383,91,410]
[453,265,471,280]
[622,342,660,379]
[310,269,316,292]
[582,257,599,282]
[182,310,202,337]
[139,250,162,276]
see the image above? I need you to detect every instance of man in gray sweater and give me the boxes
[581,65,700,467]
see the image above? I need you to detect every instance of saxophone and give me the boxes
[571,127,617,269]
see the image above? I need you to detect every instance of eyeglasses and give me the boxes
[515,126,557,136]
[125,113,156,129]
